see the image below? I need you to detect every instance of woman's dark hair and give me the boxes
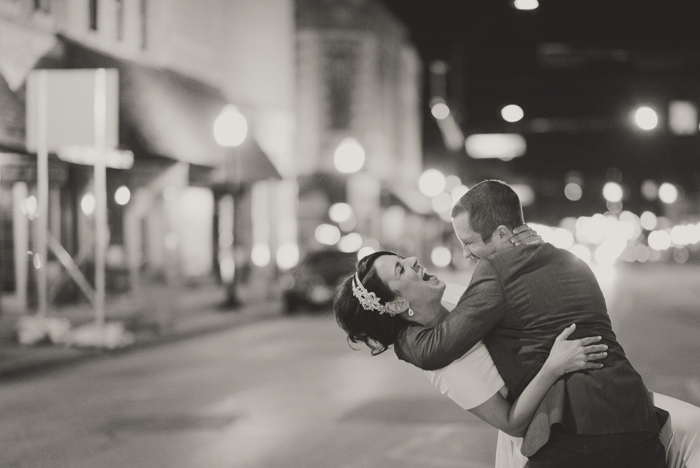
[334,250,409,355]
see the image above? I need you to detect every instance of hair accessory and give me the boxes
[352,273,388,314]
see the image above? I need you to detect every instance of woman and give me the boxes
[335,250,700,468]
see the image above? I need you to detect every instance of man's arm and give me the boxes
[395,259,508,370]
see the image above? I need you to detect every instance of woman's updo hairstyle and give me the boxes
[334,250,408,355]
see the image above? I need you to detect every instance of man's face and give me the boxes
[452,212,498,261]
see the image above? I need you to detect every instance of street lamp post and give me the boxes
[214,105,248,308]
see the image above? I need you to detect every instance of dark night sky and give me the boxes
[377,0,700,221]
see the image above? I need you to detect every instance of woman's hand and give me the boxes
[543,324,607,377]
[511,224,544,245]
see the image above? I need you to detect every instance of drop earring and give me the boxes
[408,308,415,317]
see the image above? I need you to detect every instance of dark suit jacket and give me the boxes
[394,243,660,456]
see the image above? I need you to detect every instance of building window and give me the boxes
[324,40,358,131]
[140,0,148,49]
[89,0,98,31]
[115,0,124,40]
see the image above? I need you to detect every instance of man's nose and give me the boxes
[462,245,472,259]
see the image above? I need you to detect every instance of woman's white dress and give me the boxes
[426,282,700,468]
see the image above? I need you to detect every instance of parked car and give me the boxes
[280,249,357,313]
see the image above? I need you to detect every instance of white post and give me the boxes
[93,69,108,327]
[36,70,49,317]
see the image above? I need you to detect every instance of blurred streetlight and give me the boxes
[634,106,658,130]
[418,169,446,197]
[514,0,539,10]
[658,183,678,204]
[114,185,130,205]
[213,105,248,147]
[565,182,582,201]
[338,233,363,252]
[602,182,623,203]
[81,193,95,216]
[431,102,450,120]
[214,105,248,309]
[315,224,341,246]
[334,138,365,174]
[501,104,524,122]
[640,211,658,231]
[431,246,452,267]
[329,203,353,223]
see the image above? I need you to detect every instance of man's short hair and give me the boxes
[451,180,524,241]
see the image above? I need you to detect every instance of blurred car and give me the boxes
[280,249,357,313]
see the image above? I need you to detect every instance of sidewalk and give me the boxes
[0,283,283,379]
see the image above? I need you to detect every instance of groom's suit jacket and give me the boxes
[394,243,660,456]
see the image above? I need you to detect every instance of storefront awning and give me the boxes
[2,35,280,184]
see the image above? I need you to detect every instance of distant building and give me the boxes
[295,0,434,260]
[0,0,295,313]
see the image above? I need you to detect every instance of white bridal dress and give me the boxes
[424,283,700,468]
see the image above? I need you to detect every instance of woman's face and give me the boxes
[372,254,446,314]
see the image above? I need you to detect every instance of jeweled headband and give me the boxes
[351,272,388,314]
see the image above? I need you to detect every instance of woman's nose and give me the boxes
[406,256,418,268]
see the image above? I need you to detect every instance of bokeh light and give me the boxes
[315,224,341,246]
[431,192,453,214]
[444,175,462,191]
[357,246,375,260]
[251,243,271,267]
[338,233,363,252]
[570,244,592,264]
[648,230,671,250]
[640,211,658,231]
[213,105,248,147]
[564,182,582,201]
[514,0,539,10]
[431,246,452,267]
[329,203,353,223]
[501,104,524,122]
[640,180,658,200]
[334,138,365,174]
[418,169,446,197]
[114,185,131,205]
[451,185,469,205]
[602,182,623,202]
[276,243,299,270]
[658,183,678,204]
[431,102,450,120]
[81,193,95,216]
[635,106,658,130]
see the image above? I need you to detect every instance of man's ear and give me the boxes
[492,225,511,245]
[386,297,409,315]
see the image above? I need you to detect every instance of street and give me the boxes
[1,264,699,468]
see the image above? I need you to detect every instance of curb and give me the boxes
[0,300,283,381]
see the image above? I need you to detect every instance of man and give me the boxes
[394,180,666,468]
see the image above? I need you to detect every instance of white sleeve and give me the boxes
[422,281,506,410]
[424,340,506,410]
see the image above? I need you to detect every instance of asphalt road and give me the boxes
[0,264,698,468]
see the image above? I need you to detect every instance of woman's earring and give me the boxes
[408,308,415,317]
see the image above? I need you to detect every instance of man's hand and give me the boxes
[511,224,543,245]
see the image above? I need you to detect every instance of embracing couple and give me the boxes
[334,179,700,467]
